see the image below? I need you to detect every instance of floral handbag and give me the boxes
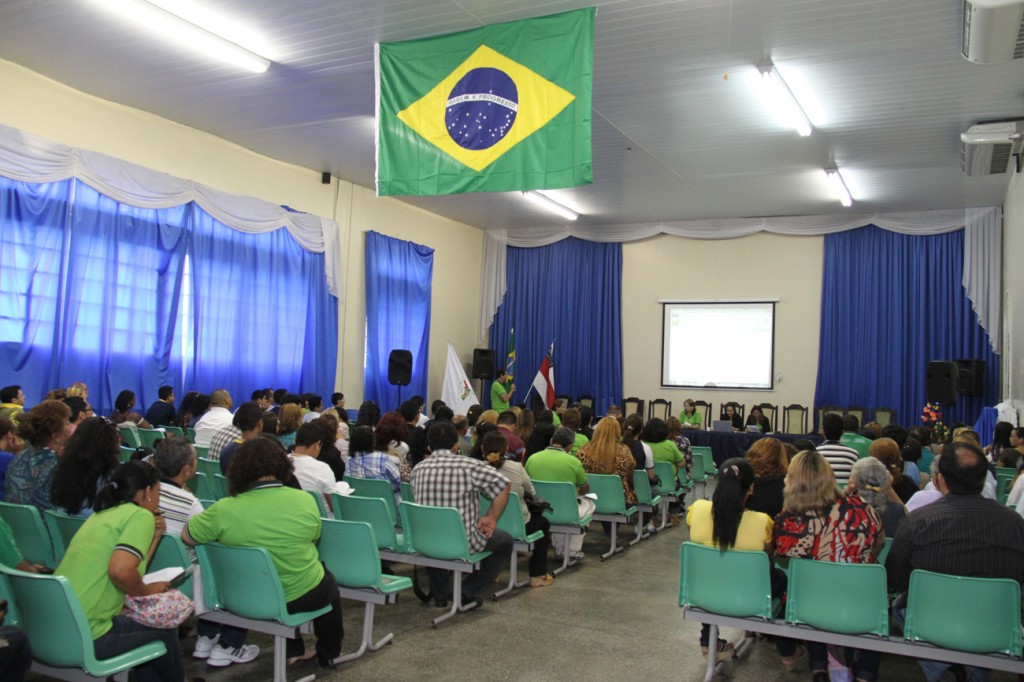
[122,589,194,629]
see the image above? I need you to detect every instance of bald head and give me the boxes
[210,389,233,409]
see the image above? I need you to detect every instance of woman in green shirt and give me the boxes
[55,461,183,682]
[678,399,703,430]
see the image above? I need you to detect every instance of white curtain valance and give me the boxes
[0,123,343,300]
[478,207,1003,353]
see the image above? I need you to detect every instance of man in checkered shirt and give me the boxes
[411,421,513,607]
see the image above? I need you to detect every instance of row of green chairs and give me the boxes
[480,492,545,597]
[0,502,87,569]
[679,542,1022,682]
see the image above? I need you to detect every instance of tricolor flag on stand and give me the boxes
[375,8,595,196]
[531,341,556,408]
[441,342,479,415]
[505,328,516,381]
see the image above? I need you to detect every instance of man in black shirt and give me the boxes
[887,441,1024,681]
[145,385,176,427]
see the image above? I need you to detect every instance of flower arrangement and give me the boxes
[920,402,947,443]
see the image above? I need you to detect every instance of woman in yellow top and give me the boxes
[686,458,802,667]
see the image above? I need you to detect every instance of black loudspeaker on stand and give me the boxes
[955,359,985,396]
[388,349,412,407]
[926,361,958,405]
[472,348,495,406]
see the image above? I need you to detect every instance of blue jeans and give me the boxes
[93,615,183,682]
[196,619,248,649]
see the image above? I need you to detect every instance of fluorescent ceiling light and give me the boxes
[521,191,579,221]
[87,0,272,73]
[824,167,853,207]
[757,62,813,137]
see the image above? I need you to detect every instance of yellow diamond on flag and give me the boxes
[397,45,576,172]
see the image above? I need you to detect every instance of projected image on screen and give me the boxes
[662,302,775,390]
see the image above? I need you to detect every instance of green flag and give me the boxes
[376,8,594,196]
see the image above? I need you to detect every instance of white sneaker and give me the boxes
[192,634,219,659]
[207,643,260,667]
[568,551,585,560]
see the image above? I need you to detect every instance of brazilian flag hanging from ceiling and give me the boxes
[375,8,595,196]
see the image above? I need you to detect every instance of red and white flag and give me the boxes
[531,341,556,408]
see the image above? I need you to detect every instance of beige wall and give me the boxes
[1002,175,1024,417]
[622,232,823,427]
[0,59,484,406]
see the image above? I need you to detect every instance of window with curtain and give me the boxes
[364,231,434,411]
[814,226,998,429]
[0,175,337,413]
[490,237,622,415]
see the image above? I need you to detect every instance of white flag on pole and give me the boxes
[442,342,479,415]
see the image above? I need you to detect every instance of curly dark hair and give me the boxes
[373,411,408,451]
[226,435,293,496]
[51,417,120,515]
[18,400,71,448]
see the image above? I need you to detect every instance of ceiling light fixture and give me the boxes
[824,167,853,207]
[757,62,813,137]
[521,191,579,221]
[87,0,272,73]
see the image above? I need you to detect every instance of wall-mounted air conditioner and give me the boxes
[960,121,1024,174]
[962,0,1024,63]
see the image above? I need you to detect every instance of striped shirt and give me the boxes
[157,478,205,537]
[207,425,242,461]
[817,441,859,485]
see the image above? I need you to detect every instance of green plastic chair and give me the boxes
[117,424,141,448]
[149,533,194,599]
[344,476,399,525]
[162,425,185,439]
[691,446,718,475]
[904,569,1022,657]
[678,541,776,619]
[400,481,414,503]
[195,543,332,681]
[688,453,712,499]
[633,469,666,533]
[480,492,545,597]
[399,501,493,627]
[194,444,209,459]
[785,558,888,636]
[587,473,638,559]
[653,460,685,511]
[118,445,135,463]
[306,489,330,518]
[0,501,56,568]
[0,567,22,627]
[875,537,893,565]
[0,565,166,679]
[530,480,593,575]
[43,509,86,563]
[136,428,165,449]
[185,427,197,443]
[198,498,216,510]
[193,472,217,501]
[213,473,228,500]
[996,475,1013,505]
[334,494,407,553]
[196,457,220,478]
[318,519,412,662]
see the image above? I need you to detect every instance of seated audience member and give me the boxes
[881,423,909,449]
[108,390,152,429]
[355,400,380,428]
[745,405,771,433]
[412,422,513,607]
[1011,427,1024,463]
[331,392,345,413]
[665,417,693,476]
[311,415,345,480]
[215,402,265,474]
[453,414,472,454]
[66,381,88,399]
[775,449,884,682]
[409,395,429,428]
[846,456,906,539]
[578,417,637,506]
[320,408,349,460]
[840,414,872,459]
[465,404,483,431]
[720,403,744,431]
[153,439,259,667]
[496,411,526,461]
[261,412,280,443]
[578,405,595,440]
[984,421,1014,465]
[0,385,26,423]
[621,414,656,484]
[250,388,272,413]
[869,437,918,504]
[63,396,93,434]
[515,409,535,449]
[144,386,177,428]
[422,404,454,433]
[374,411,412,480]
[861,421,883,439]
[291,423,337,515]
[175,391,205,429]
[678,399,702,430]
[524,426,594,558]
[482,431,553,587]
[605,404,623,419]
[276,403,303,448]
[468,422,500,460]
[816,413,859,486]
[900,438,923,486]
[193,389,234,446]
[524,421,555,461]
[886,441,1024,682]
[1001,426,1024,469]
[302,394,324,424]
[4,400,72,511]
[687,458,799,666]
[56,461,185,682]
[905,456,944,512]
[184,437,343,669]
[0,417,21,500]
[346,425,401,507]
[476,409,499,428]
[399,401,428,468]
[951,427,980,447]
[51,418,119,517]
[559,408,589,456]
[641,418,685,479]
[743,437,789,519]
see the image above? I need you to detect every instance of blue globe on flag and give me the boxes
[445,67,518,150]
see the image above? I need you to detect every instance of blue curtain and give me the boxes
[0,176,337,413]
[364,231,433,411]
[815,226,999,430]
[188,205,337,402]
[490,237,622,414]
